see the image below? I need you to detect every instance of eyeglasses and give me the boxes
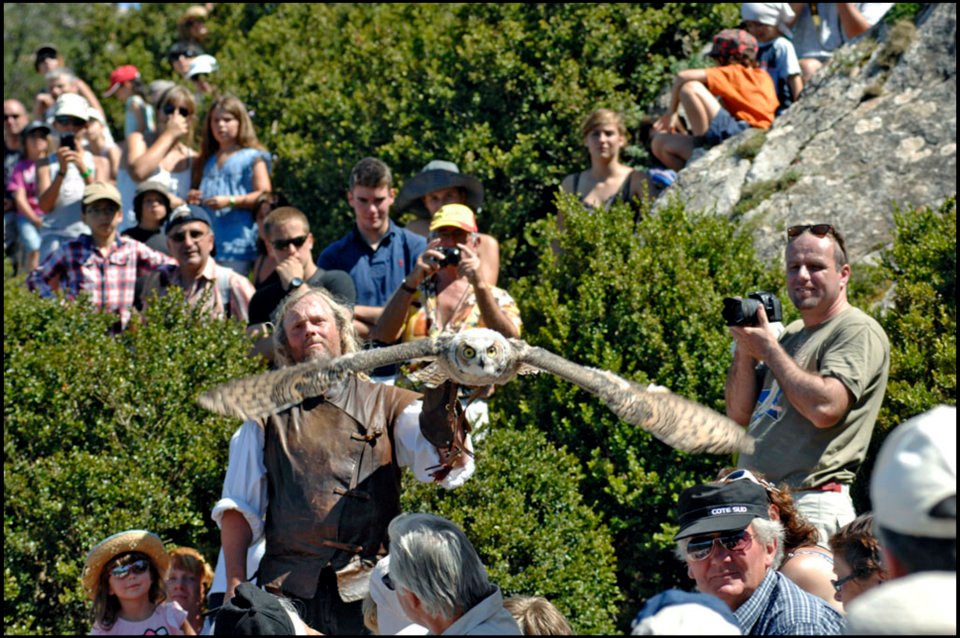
[110,559,151,579]
[685,528,754,562]
[271,235,308,251]
[721,468,780,494]
[54,116,86,127]
[831,573,860,593]
[85,205,119,218]
[162,104,191,118]
[170,228,208,243]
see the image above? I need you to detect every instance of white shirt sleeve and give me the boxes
[211,419,268,543]
[394,400,476,489]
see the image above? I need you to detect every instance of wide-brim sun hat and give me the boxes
[82,530,169,600]
[394,160,484,218]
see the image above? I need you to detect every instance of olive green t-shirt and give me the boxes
[737,306,890,489]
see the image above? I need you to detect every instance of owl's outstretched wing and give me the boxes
[198,337,450,421]
[514,342,754,455]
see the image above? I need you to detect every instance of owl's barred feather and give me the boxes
[198,328,753,454]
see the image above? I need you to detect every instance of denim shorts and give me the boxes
[699,107,750,148]
[16,215,42,252]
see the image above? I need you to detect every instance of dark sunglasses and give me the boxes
[162,104,191,118]
[787,223,847,258]
[831,572,860,593]
[271,235,308,251]
[55,115,86,127]
[111,558,151,579]
[4,112,27,120]
[721,468,780,494]
[685,528,753,562]
[170,228,208,243]
[168,50,200,62]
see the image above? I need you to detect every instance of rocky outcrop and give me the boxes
[655,4,956,266]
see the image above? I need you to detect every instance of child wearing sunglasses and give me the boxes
[83,529,195,635]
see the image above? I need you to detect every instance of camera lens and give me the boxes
[722,297,761,326]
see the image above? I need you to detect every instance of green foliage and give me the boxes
[731,170,801,219]
[401,426,621,634]
[853,198,957,510]
[494,194,780,626]
[4,266,264,635]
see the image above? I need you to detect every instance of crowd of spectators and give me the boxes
[8,4,948,637]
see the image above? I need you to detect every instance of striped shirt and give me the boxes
[27,234,176,331]
[734,568,844,635]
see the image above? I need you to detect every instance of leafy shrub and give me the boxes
[4,266,264,635]
[852,198,957,510]
[401,425,621,635]
[493,194,782,626]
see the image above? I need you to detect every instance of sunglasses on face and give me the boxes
[831,572,860,593]
[86,206,119,218]
[271,235,308,251]
[110,558,151,579]
[685,528,754,562]
[721,468,780,494]
[162,104,191,118]
[168,50,200,62]
[55,116,86,127]
[170,228,208,243]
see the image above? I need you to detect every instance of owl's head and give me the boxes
[446,328,514,386]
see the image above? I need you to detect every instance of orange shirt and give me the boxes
[705,65,778,129]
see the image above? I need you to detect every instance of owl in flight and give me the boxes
[199,328,753,455]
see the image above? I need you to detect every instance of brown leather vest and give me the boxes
[259,375,419,599]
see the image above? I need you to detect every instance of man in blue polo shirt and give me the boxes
[318,157,426,378]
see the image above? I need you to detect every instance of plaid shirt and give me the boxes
[139,257,255,323]
[27,234,176,330]
[734,568,845,635]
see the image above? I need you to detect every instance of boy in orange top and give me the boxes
[652,29,778,171]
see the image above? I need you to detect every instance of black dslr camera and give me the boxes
[435,247,461,268]
[722,291,783,326]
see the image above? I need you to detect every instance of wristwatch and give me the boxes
[288,277,304,291]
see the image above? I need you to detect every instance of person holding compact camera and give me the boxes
[372,203,522,430]
[724,223,890,549]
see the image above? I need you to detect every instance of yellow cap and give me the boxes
[429,204,477,233]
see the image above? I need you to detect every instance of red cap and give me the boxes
[103,65,139,97]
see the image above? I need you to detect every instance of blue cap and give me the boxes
[165,204,213,235]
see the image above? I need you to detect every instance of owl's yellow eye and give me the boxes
[462,346,476,359]
[487,346,498,356]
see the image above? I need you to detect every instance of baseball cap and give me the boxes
[167,41,205,62]
[103,65,140,97]
[21,120,52,140]
[165,204,213,235]
[82,182,123,208]
[212,582,304,635]
[186,54,218,79]
[675,480,769,540]
[871,405,956,539]
[741,3,796,31]
[429,203,478,233]
[53,93,91,121]
[708,29,759,62]
[631,590,742,635]
[34,44,60,70]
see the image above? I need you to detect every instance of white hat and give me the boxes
[53,93,91,121]
[871,405,956,539]
[740,3,795,35]
[186,54,218,79]
[632,604,741,635]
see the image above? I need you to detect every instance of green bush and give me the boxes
[401,425,621,635]
[852,198,957,510]
[494,194,782,627]
[3,266,264,635]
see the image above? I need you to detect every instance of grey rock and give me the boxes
[654,4,956,267]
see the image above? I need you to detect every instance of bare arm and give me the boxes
[75,79,105,116]
[37,159,60,214]
[460,242,519,339]
[786,3,806,28]
[837,3,874,40]
[789,74,804,102]
[352,305,383,338]
[477,233,499,286]
[220,509,253,604]
[725,345,761,426]
[13,187,44,227]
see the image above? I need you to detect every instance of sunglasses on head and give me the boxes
[721,468,780,494]
[110,558,151,579]
[685,528,753,562]
[787,223,847,259]
[271,235,308,251]
[162,104,191,118]
[55,115,86,126]
[170,228,207,243]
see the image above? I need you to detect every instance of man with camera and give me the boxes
[725,223,890,548]
[371,203,522,429]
